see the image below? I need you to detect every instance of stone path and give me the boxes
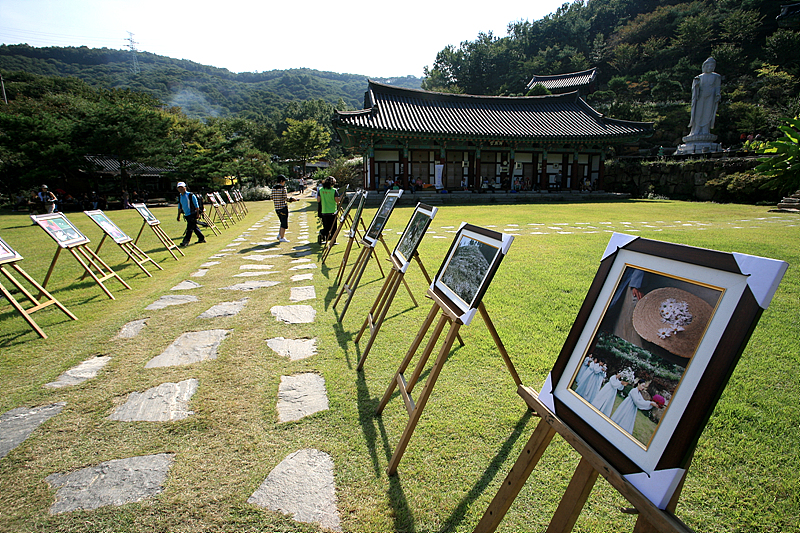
[2,205,342,528]
[0,402,65,459]
[46,453,175,514]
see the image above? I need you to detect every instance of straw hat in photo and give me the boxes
[632,287,714,358]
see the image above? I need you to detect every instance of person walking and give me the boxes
[272,175,296,243]
[38,185,57,214]
[176,181,205,247]
[317,176,340,244]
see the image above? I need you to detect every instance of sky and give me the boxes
[0,0,569,78]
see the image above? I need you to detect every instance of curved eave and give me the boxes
[333,123,651,147]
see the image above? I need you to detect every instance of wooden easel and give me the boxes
[473,385,694,533]
[134,220,183,260]
[84,232,162,278]
[207,194,230,229]
[321,213,367,264]
[355,251,462,370]
[214,193,237,226]
[199,205,221,236]
[41,243,131,300]
[376,291,522,475]
[0,259,77,339]
[332,234,400,321]
[333,223,385,286]
[224,191,244,221]
[234,189,248,214]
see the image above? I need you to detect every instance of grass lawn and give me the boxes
[0,199,798,532]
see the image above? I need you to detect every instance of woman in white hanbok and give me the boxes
[591,373,627,417]
[574,356,594,390]
[575,360,605,403]
[610,380,658,434]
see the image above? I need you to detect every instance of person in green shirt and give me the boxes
[318,177,340,244]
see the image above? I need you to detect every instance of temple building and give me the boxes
[526,67,597,96]
[333,80,653,192]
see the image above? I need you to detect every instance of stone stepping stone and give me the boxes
[190,269,209,277]
[233,237,246,242]
[198,298,248,318]
[293,251,313,258]
[171,280,202,291]
[290,273,314,282]
[243,254,278,261]
[247,448,340,532]
[233,271,278,278]
[289,263,317,271]
[44,356,111,388]
[1,402,66,460]
[145,329,230,368]
[209,253,229,259]
[276,373,329,422]
[270,305,316,324]
[200,261,220,267]
[240,264,274,270]
[266,337,317,361]
[115,318,148,338]
[108,379,198,421]
[290,258,312,264]
[46,453,174,514]
[145,295,198,310]
[290,286,316,302]
[219,280,280,291]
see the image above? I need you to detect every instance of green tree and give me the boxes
[757,116,800,194]
[281,118,330,176]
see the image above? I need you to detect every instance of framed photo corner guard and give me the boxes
[546,233,787,507]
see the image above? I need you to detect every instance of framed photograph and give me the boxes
[363,189,403,247]
[392,203,438,273]
[214,192,226,205]
[539,233,788,509]
[338,188,361,224]
[224,190,234,203]
[431,222,514,326]
[132,203,160,226]
[84,210,131,244]
[0,236,23,264]
[206,193,220,206]
[347,191,368,238]
[30,213,90,248]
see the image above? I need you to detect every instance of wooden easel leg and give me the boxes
[69,247,115,300]
[376,302,440,415]
[337,247,374,321]
[153,224,183,259]
[82,234,108,280]
[356,269,407,370]
[335,236,356,286]
[546,458,599,533]
[333,245,370,310]
[356,268,396,343]
[386,318,461,475]
[474,418,557,533]
[10,263,77,321]
[0,277,48,338]
[134,220,146,245]
[479,303,522,387]
[81,245,131,290]
[39,246,62,294]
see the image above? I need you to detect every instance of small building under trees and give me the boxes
[526,68,597,96]
[332,80,653,192]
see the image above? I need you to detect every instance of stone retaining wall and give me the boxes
[603,156,763,201]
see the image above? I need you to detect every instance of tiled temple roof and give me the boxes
[333,81,652,144]
[526,68,597,92]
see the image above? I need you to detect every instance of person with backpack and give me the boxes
[317,177,340,244]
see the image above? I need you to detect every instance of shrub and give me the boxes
[242,186,271,201]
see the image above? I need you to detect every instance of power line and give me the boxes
[0,26,127,49]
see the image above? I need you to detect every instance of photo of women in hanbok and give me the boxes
[574,358,606,403]
[591,372,629,417]
[610,379,661,435]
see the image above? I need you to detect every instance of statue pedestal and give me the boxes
[675,133,722,155]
